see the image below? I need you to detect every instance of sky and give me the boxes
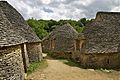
[5,0,120,20]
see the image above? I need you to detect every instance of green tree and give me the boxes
[27,18,48,39]
[26,18,91,39]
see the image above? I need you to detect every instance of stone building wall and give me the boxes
[26,42,42,63]
[42,37,75,59]
[54,37,75,52]
[51,37,74,59]
[42,39,51,52]
[72,39,85,61]
[77,53,120,69]
[0,45,24,80]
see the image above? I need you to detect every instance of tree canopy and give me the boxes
[26,18,90,39]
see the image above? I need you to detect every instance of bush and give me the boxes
[27,60,48,75]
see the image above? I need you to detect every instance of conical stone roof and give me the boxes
[82,12,120,54]
[42,23,78,41]
[0,1,40,43]
[0,7,26,47]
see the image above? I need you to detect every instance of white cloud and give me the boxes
[111,6,120,12]
[78,0,95,6]
[41,0,52,4]
[5,0,120,20]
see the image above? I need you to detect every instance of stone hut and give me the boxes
[0,1,42,63]
[76,12,120,69]
[0,6,26,80]
[72,33,85,61]
[42,23,78,58]
[0,1,42,80]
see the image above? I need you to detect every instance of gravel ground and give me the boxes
[27,59,120,80]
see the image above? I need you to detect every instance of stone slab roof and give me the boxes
[0,7,26,47]
[95,11,120,22]
[0,1,40,43]
[42,23,78,41]
[82,12,120,54]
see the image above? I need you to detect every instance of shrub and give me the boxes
[27,60,48,75]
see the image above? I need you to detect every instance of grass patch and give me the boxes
[27,59,48,75]
[60,59,80,67]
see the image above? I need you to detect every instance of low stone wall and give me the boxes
[26,42,42,63]
[0,45,24,80]
[77,53,120,69]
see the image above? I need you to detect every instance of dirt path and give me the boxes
[28,59,120,80]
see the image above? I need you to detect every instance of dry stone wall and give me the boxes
[26,43,42,63]
[0,45,24,80]
[78,53,120,69]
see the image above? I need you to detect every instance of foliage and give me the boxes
[27,19,48,39]
[27,60,48,75]
[78,18,90,26]
[60,59,80,67]
[26,18,90,39]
